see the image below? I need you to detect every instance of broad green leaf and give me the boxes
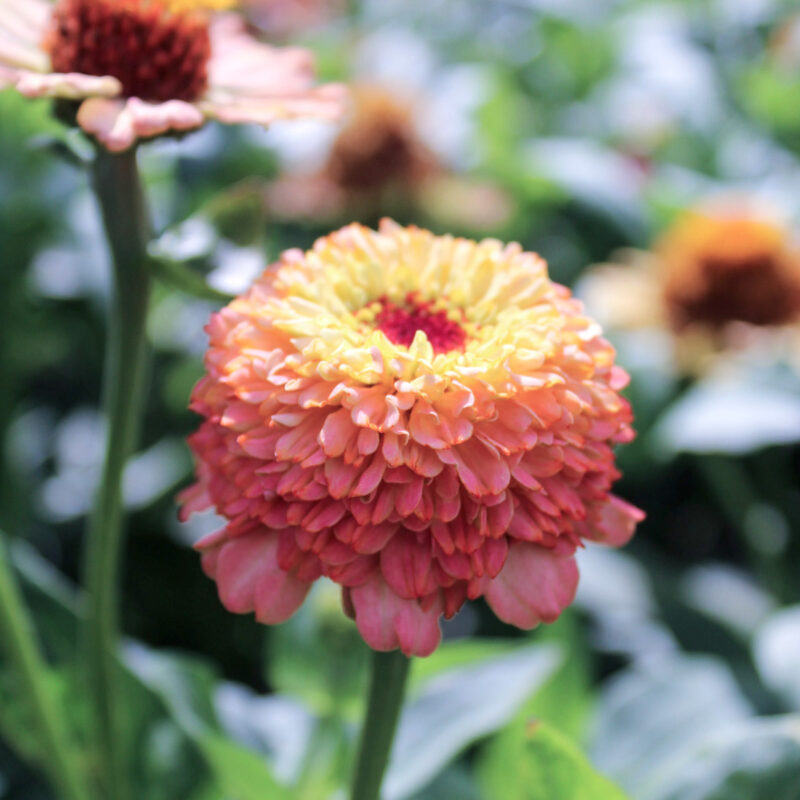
[656,716,800,800]
[197,734,293,800]
[268,580,368,719]
[383,644,562,800]
[214,681,347,800]
[480,719,628,800]
[408,765,486,800]
[10,541,83,664]
[127,645,293,800]
[591,656,753,799]
[409,638,519,689]
[651,374,800,455]
[523,612,592,740]
[9,543,277,800]
[0,667,73,769]
[753,606,800,711]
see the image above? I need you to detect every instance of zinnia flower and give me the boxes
[267,85,438,222]
[0,0,347,152]
[580,202,800,372]
[660,210,800,331]
[180,220,642,656]
[267,83,514,231]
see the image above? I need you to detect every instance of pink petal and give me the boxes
[208,15,317,97]
[1,0,51,46]
[584,495,644,547]
[177,481,213,521]
[380,535,437,600]
[484,542,578,629]
[209,531,310,624]
[0,36,48,73]
[16,71,121,99]
[438,440,511,496]
[200,83,348,127]
[349,575,442,656]
[77,97,204,153]
[0,64,17,88]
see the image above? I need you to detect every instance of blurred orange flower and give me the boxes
[581,202,800,372]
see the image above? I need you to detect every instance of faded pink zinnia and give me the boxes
[180,221,643,656]
[0,0,347,152]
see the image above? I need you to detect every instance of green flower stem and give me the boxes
[84,147,152,800]
[350,650,411,800]
[0,534,92,800]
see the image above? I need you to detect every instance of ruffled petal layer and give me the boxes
[484,542,579,629]
[16,71,122,100]
[197,529,312,624]
[202,14,348,126]
[77,97,205,152]
[347,574,442,657]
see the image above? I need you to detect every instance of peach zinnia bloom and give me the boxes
[181,221,642,656]
[0,0,347,152]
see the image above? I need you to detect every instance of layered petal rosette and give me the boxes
[181,220,643,656]
[0,0,347,152]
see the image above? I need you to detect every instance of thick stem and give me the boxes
[83,147,152,800]
[350,650,411,800]
[0,534,92,800]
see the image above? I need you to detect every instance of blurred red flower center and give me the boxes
[46,0,212,103]
[375,294,468,353]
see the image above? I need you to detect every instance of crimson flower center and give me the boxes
[374,294,468,354]
[47,0,212,103]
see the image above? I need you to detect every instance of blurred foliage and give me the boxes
[2,0,800,797]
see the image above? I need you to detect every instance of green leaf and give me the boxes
[654,716,800,800]
[0,667,74,768]
[408,639,519,689]
[591,656,753,799]
[653,715,800,800]
[127,645,293,800]
[197,734,293,800]
[383,644,562,800]
[754,606,800,711]
[480,719,628,800]
[522,613,592,741]
[408,765,486,800]
[9,543,285,800]
[268,580,368,719]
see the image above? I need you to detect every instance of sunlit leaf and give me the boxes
[383,644,561,800]
[591,656,753,799]
[655,716,800,800]
[480,719,628,800]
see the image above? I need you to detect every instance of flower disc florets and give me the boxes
[47,0,216,103]
[181,220,643,656]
